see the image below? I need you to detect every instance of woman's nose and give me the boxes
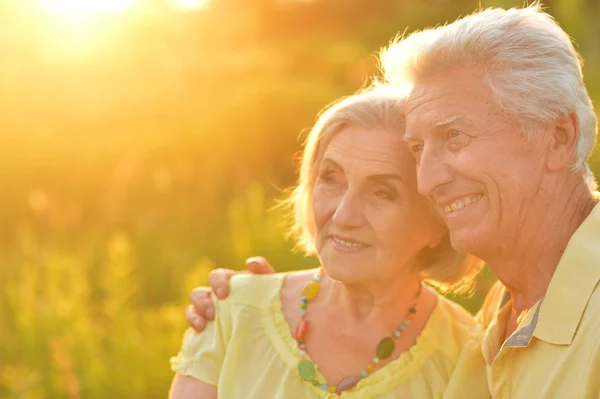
[331,190,363,228]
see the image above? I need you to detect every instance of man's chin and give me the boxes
[448,228,486,255]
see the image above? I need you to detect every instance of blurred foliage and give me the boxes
[1,0,599,397]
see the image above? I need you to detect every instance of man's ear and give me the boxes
[547,112,579,171]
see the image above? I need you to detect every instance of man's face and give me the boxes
[404,63,549,257]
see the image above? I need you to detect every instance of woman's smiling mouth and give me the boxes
[330,235,369,251]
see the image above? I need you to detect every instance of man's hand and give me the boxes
[185,256,275,332]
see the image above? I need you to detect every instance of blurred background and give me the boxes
[1,0,599,397]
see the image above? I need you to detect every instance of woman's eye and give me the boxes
[374,189,396,201]
[409,143,424,153]
[319,170,338,183]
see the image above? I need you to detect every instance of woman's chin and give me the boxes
[322,262,370,284]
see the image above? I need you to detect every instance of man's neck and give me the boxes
[486,181,597,316]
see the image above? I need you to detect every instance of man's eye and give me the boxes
[448,130,461,139]
[447,130,471,151]
[448,130,470,141]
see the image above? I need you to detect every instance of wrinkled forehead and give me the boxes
[404,68,499,137]
[320,126,415,171]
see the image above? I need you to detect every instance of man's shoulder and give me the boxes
[578,282,600,331]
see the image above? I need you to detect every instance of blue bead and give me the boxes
[320,383,328,390]
[301,296,308,303]
[300,309,307,316]
[361,370,369,378]
[399,325,406,332]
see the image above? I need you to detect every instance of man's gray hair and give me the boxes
[380,3,598,189]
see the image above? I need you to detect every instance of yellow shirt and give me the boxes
[477,200,600,398]
[171,274,489,398]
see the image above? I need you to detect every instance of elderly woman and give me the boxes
[169,89,488,398]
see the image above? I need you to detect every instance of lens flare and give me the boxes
[40,0,134,16]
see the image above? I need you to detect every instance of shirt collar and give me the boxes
[533,196,600,345]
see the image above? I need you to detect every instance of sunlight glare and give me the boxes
[41,0,134,16]
[171,0,210,11]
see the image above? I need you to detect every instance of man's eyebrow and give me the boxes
[434,115,464,127]
[403,115,465,140]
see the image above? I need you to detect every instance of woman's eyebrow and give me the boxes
[367,174,404,184]
[320,157,344,170]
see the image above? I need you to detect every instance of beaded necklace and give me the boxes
[295,271,421,395]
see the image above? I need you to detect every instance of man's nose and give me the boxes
[416,145,453,197]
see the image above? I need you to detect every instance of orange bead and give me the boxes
[295,319,310,340]
[407,312,415,320]
[366,364,374,372]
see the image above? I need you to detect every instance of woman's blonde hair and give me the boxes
[285,88,482,294]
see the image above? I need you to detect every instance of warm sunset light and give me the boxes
[171,0,210,11]
[40,0,135,16]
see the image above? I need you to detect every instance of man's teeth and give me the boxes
[333,237,363,247]
[443,195,481,214]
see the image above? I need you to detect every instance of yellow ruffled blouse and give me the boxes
[171,274,489,398]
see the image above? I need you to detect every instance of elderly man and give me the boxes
[379,4,600,397]
[184,5,600,397]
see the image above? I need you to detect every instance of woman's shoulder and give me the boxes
[426,292,483,351]
[226,273,286,308]
[227,269,319,309]
[435,294,478,324]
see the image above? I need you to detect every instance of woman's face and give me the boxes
[312,125,441,284]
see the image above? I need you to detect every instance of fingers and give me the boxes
[245,256,275,274]
[189,287,216,320]
[208,268,237,299]
[185,305,207,332]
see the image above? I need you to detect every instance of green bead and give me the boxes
[312,380,320,386]
[298,360,316,381]
[300,302,307,310]
[376,337,395,360]
[298,338,305,345]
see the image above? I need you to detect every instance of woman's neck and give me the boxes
[320,269,423,322]
[280,268,439,385]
